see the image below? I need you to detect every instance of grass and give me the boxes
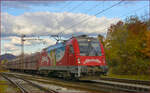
[0,66,9,73]
[0,81,8,93]
[0,67,9,93]
[102,71,150,81]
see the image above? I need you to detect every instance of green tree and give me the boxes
[105,16,150,75]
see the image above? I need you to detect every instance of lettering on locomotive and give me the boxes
[41,56,49,63]
[84,59,101,64]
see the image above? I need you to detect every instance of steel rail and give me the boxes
[20,77,58,93]
[3,72,150,93]
[99,77,150,86]
[15,82,30,93]
[1,73,29,93]
[3,73,58,93]
[90,80,150,93]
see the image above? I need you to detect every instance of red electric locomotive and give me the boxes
[7,35,108,80]
[39,35,108,79]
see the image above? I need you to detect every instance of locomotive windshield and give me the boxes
[77,38,102,56]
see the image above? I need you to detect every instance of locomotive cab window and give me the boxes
[77,38,102,56]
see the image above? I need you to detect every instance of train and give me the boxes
[6,35,108,80]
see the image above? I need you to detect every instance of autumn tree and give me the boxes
[105,16,150,75]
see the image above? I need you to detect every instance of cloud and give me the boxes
[1,12,120,37]
[4,43,18,51]
[1,12,120,55]
[2,36,56,55]
[3,44,20,56]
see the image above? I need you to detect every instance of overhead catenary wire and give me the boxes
[64,1,147,38]
[84,2,102,14]
[49,1,101,38]
[33,1,112,38]
[60,1,103,36]
[32,0,147,39]
[96,5,149,37]
[42,1,123,38]
[33,1,86,38]
[61,0,123,35]
[66,1,86,12]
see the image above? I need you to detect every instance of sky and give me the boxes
[1,0,149,56]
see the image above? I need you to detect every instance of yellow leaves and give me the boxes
[105,16,150,75]
[142,31,150,58]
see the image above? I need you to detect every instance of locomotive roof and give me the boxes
[44,35,98,51]
[74,35,97,41]
[45,42,65,52]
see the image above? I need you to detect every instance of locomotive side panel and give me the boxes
[38,39,79,73]
[25,53,40,70]
[38,43,69,71]
[7,53,40,71]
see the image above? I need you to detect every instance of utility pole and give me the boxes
[21,35,25,70]
[20,33,63,65]
[20,34,43,71]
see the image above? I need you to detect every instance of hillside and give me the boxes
[0,53,16,61]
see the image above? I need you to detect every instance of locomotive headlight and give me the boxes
[77,58,80,64]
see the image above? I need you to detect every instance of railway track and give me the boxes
[83,77,150,92]
[2,72,150,93]
[1,73,58,93]
[99,77,150,86]
[1,74,29,93]
[88,80,150,92]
